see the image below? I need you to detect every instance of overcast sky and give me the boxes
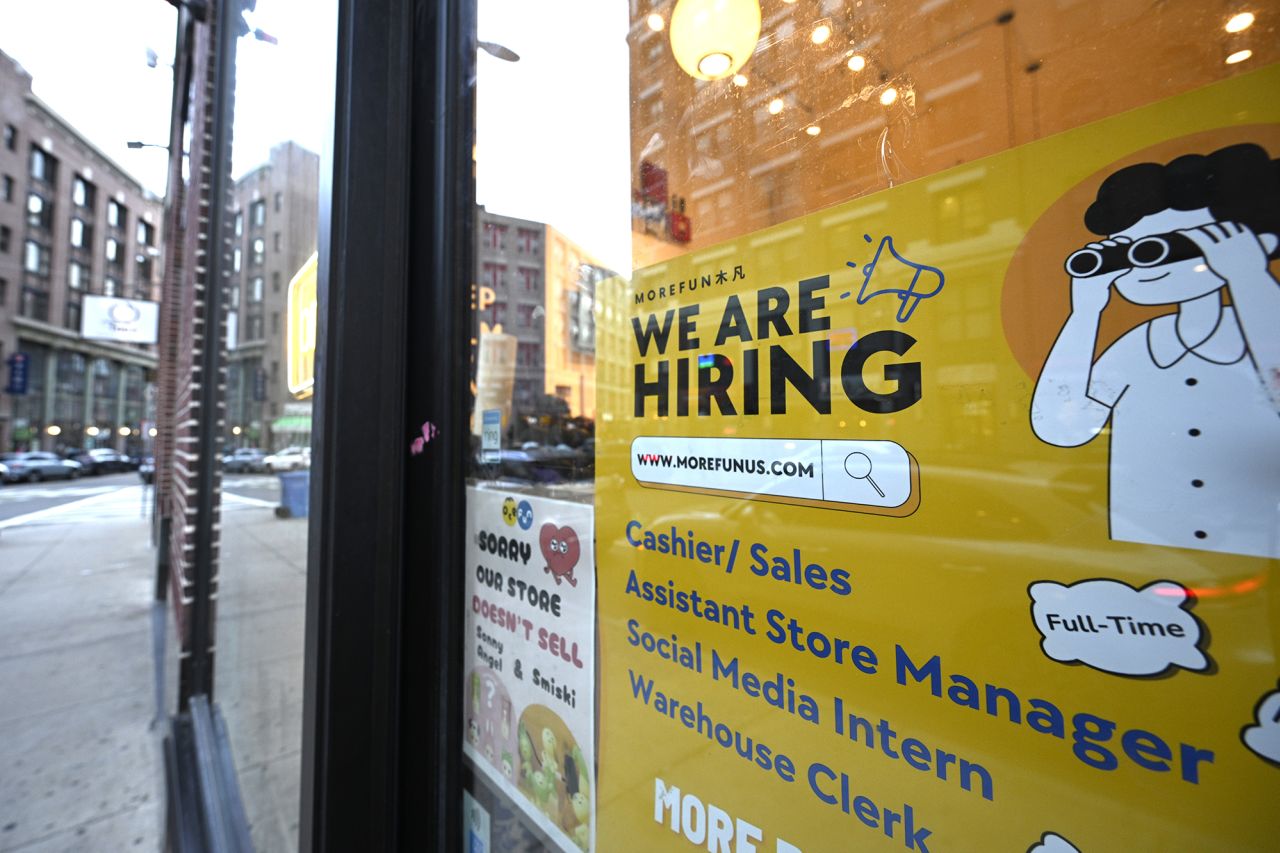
[0,0,632,272]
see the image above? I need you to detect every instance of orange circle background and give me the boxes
[1001,124,1280,379]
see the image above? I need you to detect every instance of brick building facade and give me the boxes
[0,49,163,453]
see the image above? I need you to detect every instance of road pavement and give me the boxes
[0,473,282,525]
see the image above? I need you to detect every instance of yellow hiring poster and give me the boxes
[595,66,1280,852]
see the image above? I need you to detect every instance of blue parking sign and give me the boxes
[5,352,29,395]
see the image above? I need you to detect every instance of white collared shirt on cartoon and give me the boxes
[1033,206,1280,559]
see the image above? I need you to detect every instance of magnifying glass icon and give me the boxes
[844,452,885,498]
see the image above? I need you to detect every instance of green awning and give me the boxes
[271,415,312,433]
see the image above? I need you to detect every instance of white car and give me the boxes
[264,446,310,472]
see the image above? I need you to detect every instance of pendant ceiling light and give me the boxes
[669,0,762,81]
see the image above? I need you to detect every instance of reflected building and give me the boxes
[224,141,319,450]
[0,49,163,453]
[475,206,619,426]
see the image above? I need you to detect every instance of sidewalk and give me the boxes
[0,488,162,852]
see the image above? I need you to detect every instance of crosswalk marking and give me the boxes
[0,484,121,503]
[0,483,282,529]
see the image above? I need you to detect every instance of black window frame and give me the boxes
[299,0,472,849]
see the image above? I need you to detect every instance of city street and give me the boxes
[0,473,282,526]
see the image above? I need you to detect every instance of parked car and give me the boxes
[263,446,310,472]
[138,456,155,485]
[72,448,136,475]
[1,451,83,483]
[222,447,268,473]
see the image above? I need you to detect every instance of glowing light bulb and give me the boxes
[732,73,748,87]
[669,0,762,81]
[880,86,898,105]
[847,53,866,72]
[805,125,821,136]
[1225,12,1255,33]
[1226,48,1253,64]
[698,52,732,76]
[811,24,831,45]
[647,13,665,31]
[768,97,784,115]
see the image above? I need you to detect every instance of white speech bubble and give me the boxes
[1241,683,1280,765]
[1028,579,1208,676]
[1027,832,1081,853]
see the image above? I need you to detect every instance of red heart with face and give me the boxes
[539,523,580,586]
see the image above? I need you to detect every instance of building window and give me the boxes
[251,276,264,302]
[234,211,243,236]
[483,222,507,250]
[270,360,279,383]
[273,191,282,212]
[0,225,10,253]
[3,124,14,151]
[105,237,121,264]
[233,248,242,272]
[2,174,12,202]
[107,199,125,228]
[516,303,537,327]
[21,288,49,321]
[26,193,52,230]
[24,240,49,275]
[481,262,506,288]
[72,175,95,209]
[272,271,281,293]
[104,277,119,297]
[137,220,154,246]
[251,199,265,227]
[230,284,241,308]
[0,277,7,305]
[65,298,81,332]
[516,341,542,366]
[70,218,91,249]
[516,227,539,253]
[520,267,540,291]
[271,312,280,334]
[252,237,265,265]
[29,146,56,184]
[68,261,85,290]
[136,251,154,282]
[273,231,281,251]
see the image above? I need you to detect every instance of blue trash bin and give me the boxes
[276,470,310,518]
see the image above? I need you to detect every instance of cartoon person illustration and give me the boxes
[1032,143,1280,559]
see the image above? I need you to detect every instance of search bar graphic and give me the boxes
[630,435,919,517]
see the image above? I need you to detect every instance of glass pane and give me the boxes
[462,1,1278,850]
[212,4,335,851]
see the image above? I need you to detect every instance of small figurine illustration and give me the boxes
[540,523,581,586]
[1031,143,1280,559]
[518,724,536,783]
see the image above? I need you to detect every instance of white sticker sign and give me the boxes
[1029,579,1208,676]
[463,488,595,852]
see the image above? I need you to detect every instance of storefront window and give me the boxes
[460,1,1278,850]
[211,3,334,850]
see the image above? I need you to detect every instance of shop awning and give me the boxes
[271,415,312,433]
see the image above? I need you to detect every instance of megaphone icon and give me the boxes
[847,234,945,323]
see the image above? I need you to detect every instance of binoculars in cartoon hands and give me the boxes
[1064,231,1200,278]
